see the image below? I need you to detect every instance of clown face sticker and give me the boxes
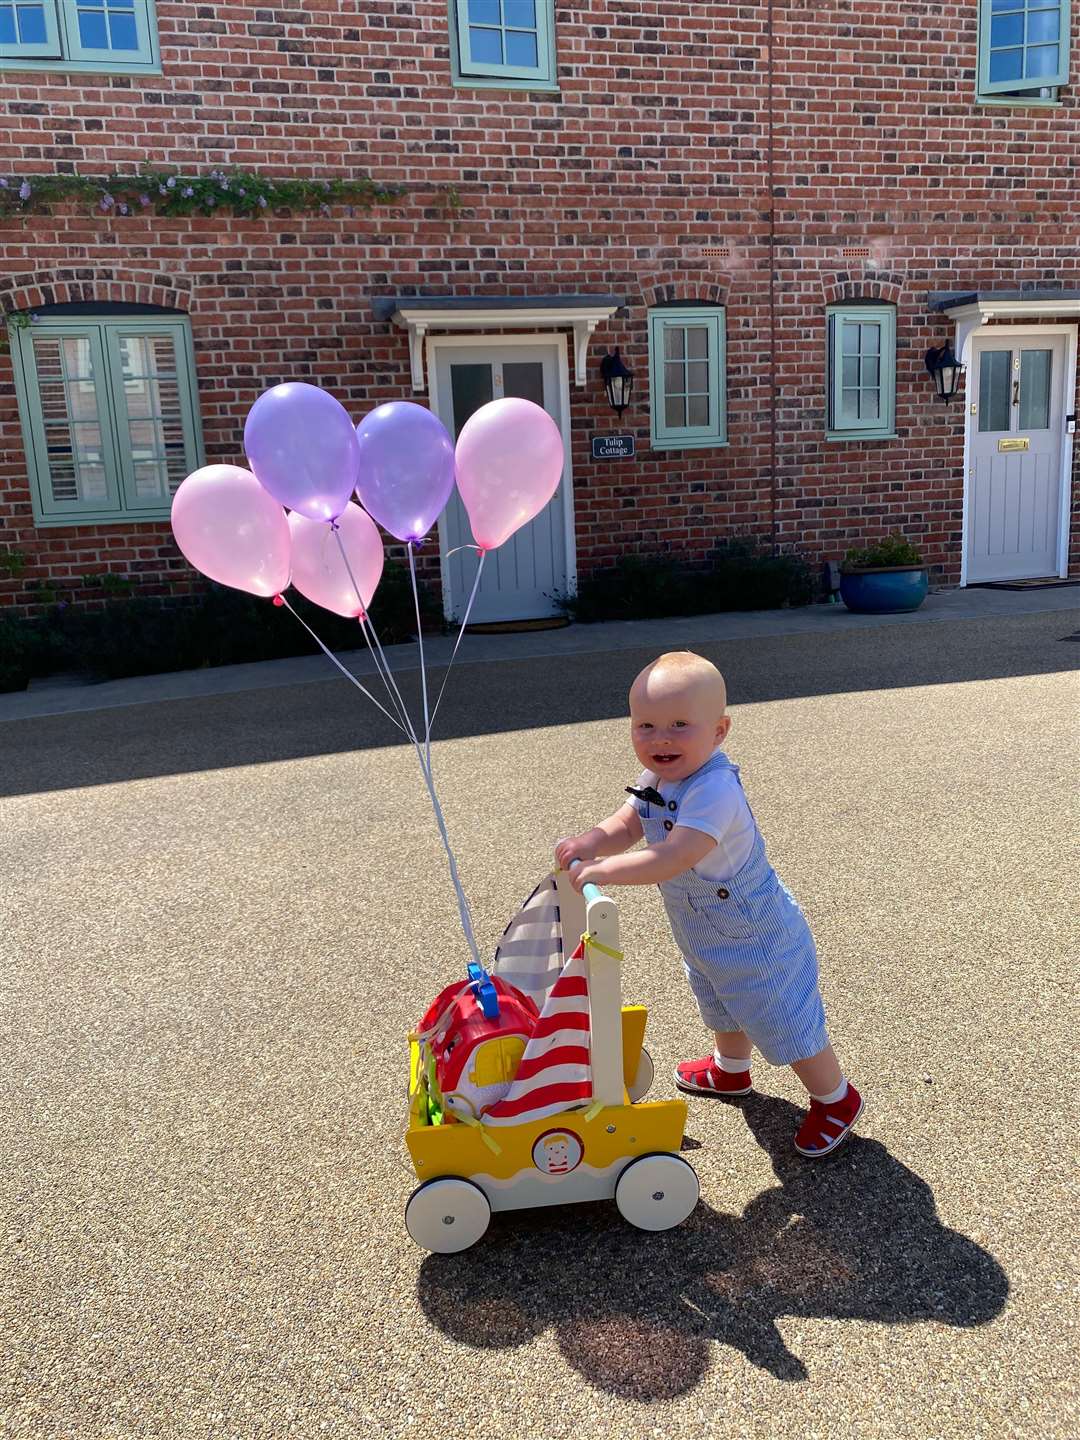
[531,1130,584,1175]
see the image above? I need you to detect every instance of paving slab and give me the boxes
[1,607,1078,1439]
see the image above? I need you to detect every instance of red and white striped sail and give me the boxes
[483,940,591,1127]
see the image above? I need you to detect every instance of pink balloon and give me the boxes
[171,465,290,597]
[454,398,564,550]
[288,502,384,618]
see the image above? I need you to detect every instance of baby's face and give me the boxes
[630,673,728,784]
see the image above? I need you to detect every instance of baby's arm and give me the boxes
[555,803,644,869]
[571,824,715,892]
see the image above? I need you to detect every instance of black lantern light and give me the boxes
[600,347,634,416]
[924,341,965,404]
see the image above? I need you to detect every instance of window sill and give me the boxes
[975,94,1064,108]
[451,73,560,93]
[32,509,172,528]
[650,436,729,451]
[0,57,161,75]
[825,432,898,444]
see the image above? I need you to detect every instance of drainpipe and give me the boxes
[766,0,778,553]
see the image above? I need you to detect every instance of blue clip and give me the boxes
[467,962,500,1020]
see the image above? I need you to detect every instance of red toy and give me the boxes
[418,973,540,1121]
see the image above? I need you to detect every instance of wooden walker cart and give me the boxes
[405,867,698,1252]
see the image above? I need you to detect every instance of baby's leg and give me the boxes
[714,1029,752,1062]
[791,1042,842,1097]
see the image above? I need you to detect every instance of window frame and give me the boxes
[825,304,897,443]
[647,307,728,451]
[449,0,558,92]
[976,0,1071,101]
[0,0,160,74]
[10,313,204,528]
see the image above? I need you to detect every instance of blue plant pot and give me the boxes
[839,566,928,614]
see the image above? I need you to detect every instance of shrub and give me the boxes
[843,533,923,570]
[0,611,66,692]
[0,560,439,690]
[559,542,815,623]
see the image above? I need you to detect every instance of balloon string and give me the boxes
[276,595,406,734]
[408,542,433,775]
[443,543,483,559]
[319,531,482,974]
[427,549,487,739]
[331,524,417,743]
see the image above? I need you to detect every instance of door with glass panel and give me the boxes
[431,342,568,622]
[967,335,1067,581]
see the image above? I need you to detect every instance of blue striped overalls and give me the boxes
[637,751,828,1065]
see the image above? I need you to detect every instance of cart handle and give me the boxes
[568,858,604,906]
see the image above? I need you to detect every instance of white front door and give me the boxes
[430,339,571,623]
[966,334,1068,582]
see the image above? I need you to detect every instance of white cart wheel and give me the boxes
[627,1046,655,1103]
[405,1177,491,1254]
[615,1153,699,1232]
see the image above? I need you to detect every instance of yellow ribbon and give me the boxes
[447,1109,503,1155]
[581,931,624,963]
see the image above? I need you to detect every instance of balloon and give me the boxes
[454,398,564,550]
[354,401,456,542]
[244,382,360,522]
[171,465,291,597]
[288,503,384,618]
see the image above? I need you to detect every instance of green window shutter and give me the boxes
[453,0,555,84]
[826,306,896,440]
[62,0,156,65]
[13,322,126,522]
[978,0,1070,96]
[648,308,727,450]
[0,1,62,57]
[11,315,203,527]
[102,322,203,512]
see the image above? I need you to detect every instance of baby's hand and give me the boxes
[555,834,596,869]
[569,860,607,894]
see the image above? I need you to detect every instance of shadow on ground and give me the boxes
[416,1096,1008,1397]
[3,610,1077,797]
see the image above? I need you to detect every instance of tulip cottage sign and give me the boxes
[591,433,636,460]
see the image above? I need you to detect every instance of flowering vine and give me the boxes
[0,167,417,219]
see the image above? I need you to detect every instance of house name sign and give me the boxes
[591,433,636,460]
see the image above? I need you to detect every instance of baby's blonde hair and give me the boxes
[631,651,727,713]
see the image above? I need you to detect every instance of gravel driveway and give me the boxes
[2,606,1077,1439]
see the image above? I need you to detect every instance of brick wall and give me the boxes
[2,1,1078,616]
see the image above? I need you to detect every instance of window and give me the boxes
[648,308,727,450]
[826,306,896,441]
[977,0,1070,102]
[10,313,203,527]
[450,0,557,90]
[0,1,159,72]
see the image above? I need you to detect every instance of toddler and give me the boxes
[555,650,862,1157]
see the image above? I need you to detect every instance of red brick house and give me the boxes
[2,2,1078,624]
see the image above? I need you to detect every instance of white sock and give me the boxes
[714,1048,751,1073]
[811,1079,848,1105]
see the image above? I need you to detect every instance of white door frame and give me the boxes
[426,331,577,621]
[960,322,1077,585]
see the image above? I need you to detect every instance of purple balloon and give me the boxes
[354,402,456,543]
[244,383,360,522]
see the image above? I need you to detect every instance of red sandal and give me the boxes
[794,1083,864,1157]
[674,1054,753,1099]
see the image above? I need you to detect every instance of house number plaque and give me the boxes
[998,437,1030,452]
